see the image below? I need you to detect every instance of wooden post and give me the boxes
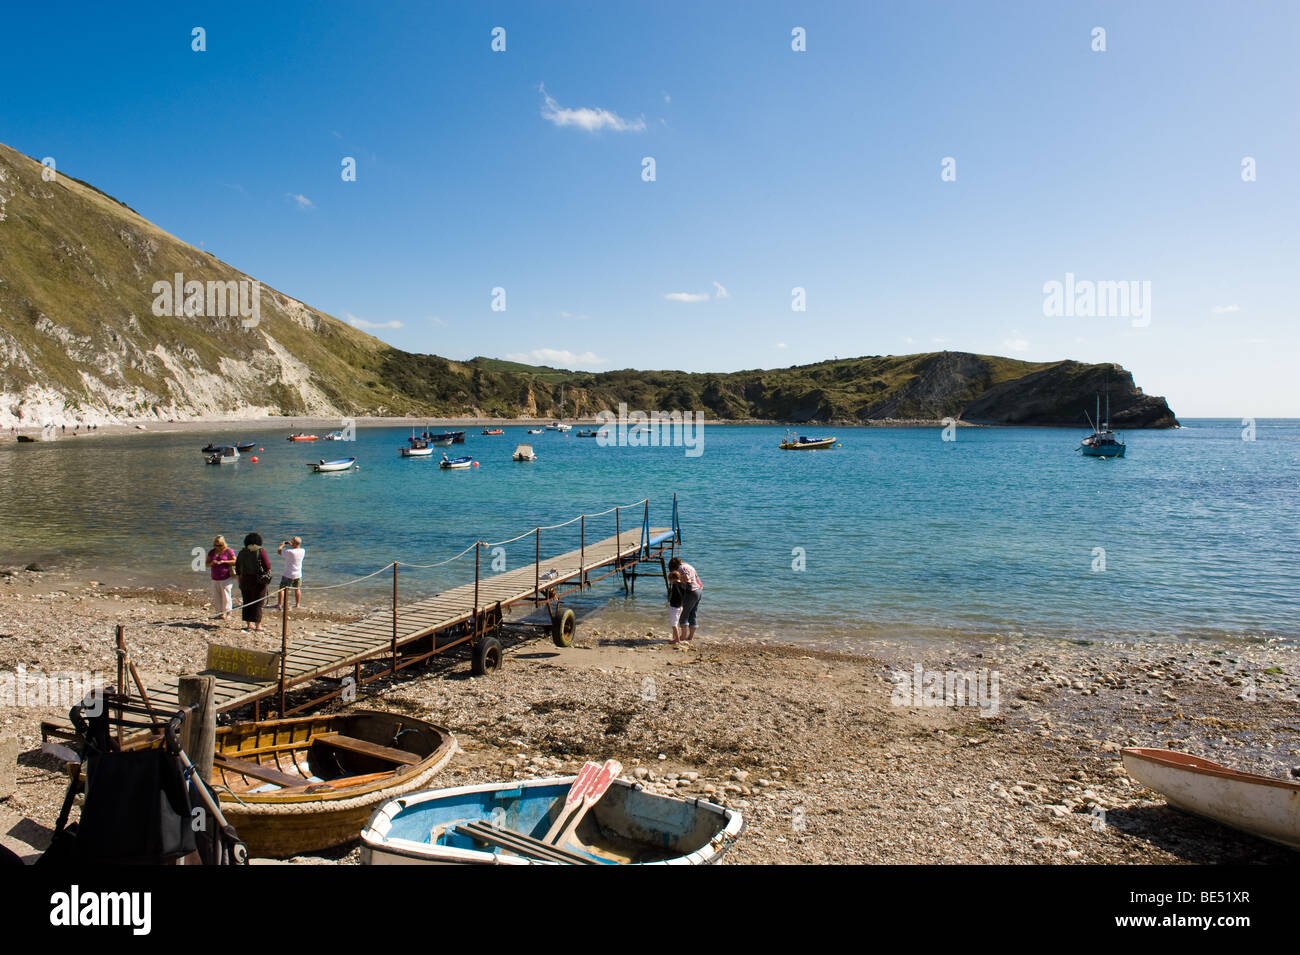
[534,527,541,605]
[178,674,216,785]
[279,595,289,716]
[391,562,399,672]
[580,515,586,588]
[643,499,650,559]
[615,506,621,560]
[473,543,481,636]
[115,625,126,746]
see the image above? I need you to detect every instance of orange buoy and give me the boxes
[250,456,259,463]
[259,447,264,452]
[472,461,479,467]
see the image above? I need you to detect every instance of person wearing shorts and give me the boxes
[272,536,306,610]
[668,557,703,641]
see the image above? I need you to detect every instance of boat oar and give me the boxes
[542,761,601,844]
[551,759,622,848]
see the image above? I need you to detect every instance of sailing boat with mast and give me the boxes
[1078,391,1126,458]
[546,385,572,431]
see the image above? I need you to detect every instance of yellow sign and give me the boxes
[205,644,281,682]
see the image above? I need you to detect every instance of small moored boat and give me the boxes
[779,433,837,450]
[527,428,544,435]
[288,432,319,442]
[1121,747,1300,849]
[207,711,455,858]
[205,446,240,465]
[512,444,537,462]
[439,454,473,470]
[575,429,607,438]
[1079,393,1126,458]
[481,428,504,436]
[308,457,357,472]
[360,775,743,865]
[236,441,258,453]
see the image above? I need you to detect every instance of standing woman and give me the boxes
[206,535,237,621]
[234,533,272,632]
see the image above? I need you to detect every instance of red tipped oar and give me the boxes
[552,759,622,848]
[542,761,601,844]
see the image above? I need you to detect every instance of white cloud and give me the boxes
[931,336,950,344]
[287,193,314,210]
[539,84,645,133]
[712,281,729,299]
[665,292,709,303]
[346,313,403,331]
[663,91,671,104]
[775,342,788,349]
[1002,334,1030,353]
[505,348,608,369]
[1212,304,1241,314]
[428,316,448,327]
[560,310,590,320]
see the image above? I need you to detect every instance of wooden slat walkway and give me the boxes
[139,528,672,715]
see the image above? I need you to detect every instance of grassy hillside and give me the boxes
[0,143,1177,428]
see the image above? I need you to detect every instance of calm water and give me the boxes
[1,420,1297,645]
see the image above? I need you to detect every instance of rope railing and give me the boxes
[117,496,678,717]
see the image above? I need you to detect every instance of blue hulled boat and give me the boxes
[360,776,743,865]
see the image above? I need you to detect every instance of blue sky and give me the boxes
[1,1,1296,415]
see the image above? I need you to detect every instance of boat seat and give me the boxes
[213,753,309,788]
[314,733,421,766]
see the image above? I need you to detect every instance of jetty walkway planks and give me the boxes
[137,527,675,718]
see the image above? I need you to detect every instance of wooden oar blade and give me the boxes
[541,761,601,844]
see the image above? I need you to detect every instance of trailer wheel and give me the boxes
[472,636,503,676]
[551,608,576,647]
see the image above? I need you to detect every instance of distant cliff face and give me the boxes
[0,143,1177,428]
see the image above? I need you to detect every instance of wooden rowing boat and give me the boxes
[360,775,744,865]
[209,711,456,858]
[1120,747,1300,849]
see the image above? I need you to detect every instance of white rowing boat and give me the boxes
[1121,747,1300,849]
[308,457,357,473]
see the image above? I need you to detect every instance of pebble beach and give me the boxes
[2,568,1296,864]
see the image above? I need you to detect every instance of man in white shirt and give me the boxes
[272,536,306,610]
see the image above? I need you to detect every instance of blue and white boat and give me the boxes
[439,454,473,470]
[307,457,357,472]
[1079,394,1126,458]
[359,776,744,865]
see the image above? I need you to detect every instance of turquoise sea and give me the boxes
[1,419,1297,645]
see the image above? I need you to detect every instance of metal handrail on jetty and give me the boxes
[43,496,683,739]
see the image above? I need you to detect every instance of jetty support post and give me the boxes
[580,515,586,588]
[642,499,650,559]
[115,625,127,745]
[534,527,541,606]
[178,674,216,785]
[278,595,289,716]
[473,542,481,637]
[391,561,398,673]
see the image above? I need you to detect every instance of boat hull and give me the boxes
[1080,444,1125,457]
[360,775,744,865]
[211,711,456,858]
[1121,747,1300,849]
[309,458,356,472]
[779,439,836,450]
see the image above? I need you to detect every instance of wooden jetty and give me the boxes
[44,498,682,738]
